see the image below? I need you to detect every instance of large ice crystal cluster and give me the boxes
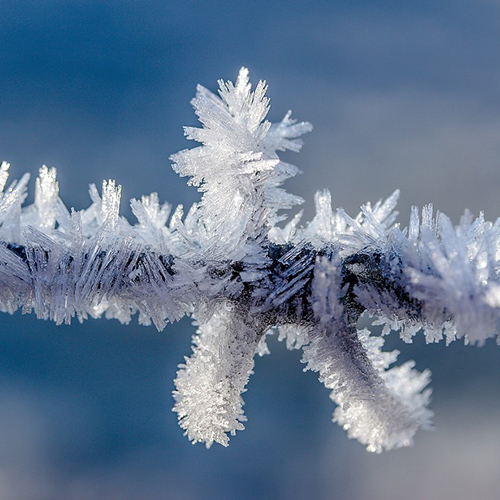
[1,68,500,452]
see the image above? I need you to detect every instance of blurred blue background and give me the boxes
[2,1,500,498]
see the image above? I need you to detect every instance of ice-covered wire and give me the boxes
[0,68,498,452]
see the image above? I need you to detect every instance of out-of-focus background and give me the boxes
[1,1,500,499]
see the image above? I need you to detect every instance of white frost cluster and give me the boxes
[0,68,498,452]
[170,67,312,259]
[301,256,432,453]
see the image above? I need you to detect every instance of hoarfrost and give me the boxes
[0,67,498,451]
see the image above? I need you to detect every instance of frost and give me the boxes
[170,67,311,246]
[173,301,269,447]
[0,67,498,451]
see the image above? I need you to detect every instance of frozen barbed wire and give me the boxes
[0,68,498,452]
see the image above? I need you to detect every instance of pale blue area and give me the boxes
[1,1,500,498]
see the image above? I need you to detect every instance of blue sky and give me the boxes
[3,0,500,219]
[2,1,500,499]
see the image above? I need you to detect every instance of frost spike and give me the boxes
[101,179,122,227]
[0,161,10,194]
[34,165,59,229]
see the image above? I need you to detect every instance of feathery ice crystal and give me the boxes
[1,68,499,452]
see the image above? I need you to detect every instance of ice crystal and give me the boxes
[0,67,499,452]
